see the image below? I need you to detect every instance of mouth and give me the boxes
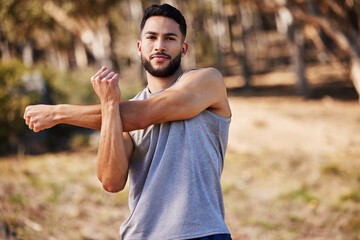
[150,53,170,61]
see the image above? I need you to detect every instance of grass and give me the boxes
[0,152,129,240]
[222,149,360,240]
[1,149,360,239]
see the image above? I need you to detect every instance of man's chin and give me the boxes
[149,70,172,78]
[142,52,182,78]
[151,60,169,68]
[151,65,168,72]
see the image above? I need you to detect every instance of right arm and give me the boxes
[23,102,139,132]
[24,104,102,131]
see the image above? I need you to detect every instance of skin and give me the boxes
[23,16,231,193]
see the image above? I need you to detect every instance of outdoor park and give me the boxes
[1,0,360,239]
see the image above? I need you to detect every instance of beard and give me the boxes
[141,52,182,77]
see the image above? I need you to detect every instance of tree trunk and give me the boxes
[1,39,11,62]
[212,0,230,72]
[181,3,196,70]
[288,24,310,97]
[349,41,360,101]
[239,3,254,87]
[22,41,34,67]
[128,0,144,85]
[91,16,112,68]
[277,6,310,97]
[74,39,88,69]
[57,50,69,71]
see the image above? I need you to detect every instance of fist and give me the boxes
[23,105,57,132]
[91,66,121,104]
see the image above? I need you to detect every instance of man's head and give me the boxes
[138,4,188,78]
[140,4,187,41]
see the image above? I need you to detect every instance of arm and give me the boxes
[24,104,102,131]
[24,67,230,132]
[120,67,231,130]
[91,68,132,193]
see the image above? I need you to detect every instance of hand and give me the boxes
[23,105,58,132]
[91,66,121,104]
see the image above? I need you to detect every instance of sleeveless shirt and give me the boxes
[120,69,231,240]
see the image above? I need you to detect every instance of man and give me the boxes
[24,4,232,240]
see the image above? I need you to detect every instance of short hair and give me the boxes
[140,4,187,40]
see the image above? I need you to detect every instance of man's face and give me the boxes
[138,16,188,77]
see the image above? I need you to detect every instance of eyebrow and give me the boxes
[144,31,179,37]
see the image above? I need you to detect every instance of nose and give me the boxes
[154,39,166,52]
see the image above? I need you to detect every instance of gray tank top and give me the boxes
[120,69,231,240]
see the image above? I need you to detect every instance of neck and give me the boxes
[146,67,183,93]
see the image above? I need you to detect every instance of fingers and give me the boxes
[91,66,107,82]
[23,106,37,132]
[29,122,34,130]
[91,66,119,84]
[110,73,119,86]
[105,72,115,80]
[24,106,30,125]
[27,118,42,132]
[99,70,110,80]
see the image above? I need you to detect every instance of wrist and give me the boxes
[53,104,66,124]
[101,102,121,121]
[101,100,120,109]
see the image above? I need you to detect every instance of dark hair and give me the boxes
[140,4,187,40]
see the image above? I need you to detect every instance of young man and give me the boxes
[24,4,232,240]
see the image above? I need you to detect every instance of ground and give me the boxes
[1,64,360,240]
[224,96,360,240]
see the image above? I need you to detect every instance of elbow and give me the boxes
[102,180,126,193]
[98,174,127,193]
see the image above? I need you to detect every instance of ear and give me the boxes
[137,41,142,56]
[181,42,189,57]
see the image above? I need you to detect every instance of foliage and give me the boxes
[0,60,41,154]
[0,0,359,154]
[0,60,142,155]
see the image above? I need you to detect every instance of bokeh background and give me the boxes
[1,0,360,239]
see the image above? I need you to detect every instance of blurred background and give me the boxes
[1,0,360,239]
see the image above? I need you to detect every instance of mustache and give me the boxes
[150,52,171,59]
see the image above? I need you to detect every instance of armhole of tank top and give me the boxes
[172,68,200,86]
[204,109,232,123]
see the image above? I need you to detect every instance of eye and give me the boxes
[166,37,176,40]
[147,36,156,40]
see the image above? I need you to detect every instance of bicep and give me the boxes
[144,68,226,125]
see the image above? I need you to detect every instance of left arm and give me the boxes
[119,67,231,130]
[91,69,131,193]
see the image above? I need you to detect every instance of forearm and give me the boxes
[119,101,147,131]
[97,102,129,192]
[24,104,102,132]
[56,104,102,130]
[56,102,142,132]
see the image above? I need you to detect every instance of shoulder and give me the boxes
[177,67,225,88]
[176,67,231,118]
[183,67,223,80]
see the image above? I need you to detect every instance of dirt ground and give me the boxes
[222,64,360,239]
[227,96,360,156]
[223,96,360,239]
[1,64,360,240]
